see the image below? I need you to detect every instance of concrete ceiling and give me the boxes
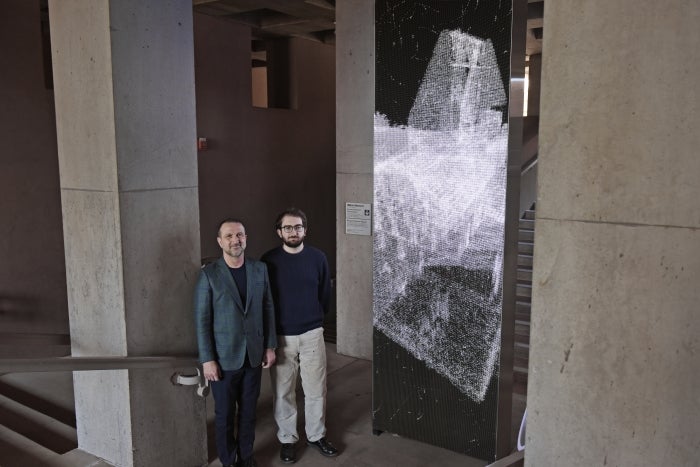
[193,0,544,56]
[193,0,337,44]
[526,0,544,56]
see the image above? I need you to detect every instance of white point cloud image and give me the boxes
[373,30,508,402]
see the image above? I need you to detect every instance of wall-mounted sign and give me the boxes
[345,202,372,236]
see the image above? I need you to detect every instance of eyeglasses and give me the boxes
[281,225,305,233]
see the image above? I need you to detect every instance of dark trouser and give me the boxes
[210,363,262,466]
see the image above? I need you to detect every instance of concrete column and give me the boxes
[49,1,205,465]
[528,1,700,466]
[335,0,374,359]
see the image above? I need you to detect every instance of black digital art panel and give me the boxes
[372,0,513,461]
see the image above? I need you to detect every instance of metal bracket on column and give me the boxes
[517,408,527,451]
[171,367,209,397]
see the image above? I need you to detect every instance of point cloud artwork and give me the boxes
[373,30,508,403]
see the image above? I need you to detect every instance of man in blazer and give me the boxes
[194,218,277,467]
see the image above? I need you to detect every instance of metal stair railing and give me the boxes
[0,342,207,395]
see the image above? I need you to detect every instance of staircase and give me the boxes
[0,372,115,466]
[512,205,535,437]
[514,206,534,397]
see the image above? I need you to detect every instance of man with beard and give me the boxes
[194,219,277,467]
[261,207,338,464]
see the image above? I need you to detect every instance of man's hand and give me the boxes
[262,348,276,368]
[203,360,221,382]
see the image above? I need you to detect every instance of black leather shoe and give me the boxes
[236,457,257,467]
[307,437,338,457]
[280,443,296,463]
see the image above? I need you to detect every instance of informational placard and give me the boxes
[345,202,372,235]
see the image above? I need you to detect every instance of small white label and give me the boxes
[345,202,372,236]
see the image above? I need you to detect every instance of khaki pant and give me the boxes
[270,327,327,443]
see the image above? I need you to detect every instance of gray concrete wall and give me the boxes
[527,1,700,466]
[335,0,374,359]
[193,13,336,266]
[50,1,205,465]
[0,0,68,338]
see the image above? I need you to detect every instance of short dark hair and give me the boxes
[274,207,307,230]
[217,218,246,237]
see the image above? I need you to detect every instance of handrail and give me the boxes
[0,356,199,374]
[521,155,538,175]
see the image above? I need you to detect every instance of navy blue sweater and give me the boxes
[261,245,331,336]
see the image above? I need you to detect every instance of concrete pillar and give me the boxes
[528,1,700,466]
[49,1,205,465]
[335,0,374,359]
